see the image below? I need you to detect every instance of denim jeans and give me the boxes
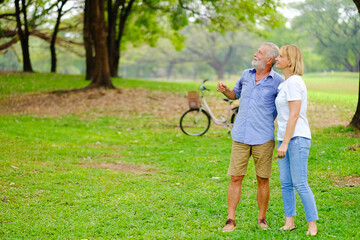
[278,137,318,221]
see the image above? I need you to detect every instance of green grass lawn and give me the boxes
[0,72,359,239]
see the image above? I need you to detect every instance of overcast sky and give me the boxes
[279,0,305,26]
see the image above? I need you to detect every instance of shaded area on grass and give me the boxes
[0,87,353,130]
[0,74,359,239]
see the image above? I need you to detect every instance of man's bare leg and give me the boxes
[222,175,244,231]
[256,176,270,229]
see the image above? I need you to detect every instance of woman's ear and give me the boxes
[287,59,292,67]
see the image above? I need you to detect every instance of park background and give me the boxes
[1,0,360,239]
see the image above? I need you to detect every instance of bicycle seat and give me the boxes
[223,98,234,103]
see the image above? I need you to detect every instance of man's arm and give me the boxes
[216,82,236,100]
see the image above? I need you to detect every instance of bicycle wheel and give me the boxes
[230,107,239,124]
[180,108,211,136]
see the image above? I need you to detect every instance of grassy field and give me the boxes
[0,72,359,239]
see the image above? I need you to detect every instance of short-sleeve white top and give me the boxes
[275,75,311,141]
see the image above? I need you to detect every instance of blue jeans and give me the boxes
[278,137,318,222]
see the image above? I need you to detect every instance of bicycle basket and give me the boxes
[187,91,200,109]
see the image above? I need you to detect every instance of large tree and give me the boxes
[14,0,33,72]
[84,0,114,88]
[354,0,360,12]
[117,30,257,80]
[86,0,284,87]
[185,24,235,80]
[350,0,360,129]
[50,0,69,73]
[83,0,93,80]
[106,0,135,77]
[292,0,360,72]
[1,0,78,72]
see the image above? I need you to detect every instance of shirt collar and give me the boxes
[249,68,275,79]
[268,68,276,78]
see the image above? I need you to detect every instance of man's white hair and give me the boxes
[263,42,279,67]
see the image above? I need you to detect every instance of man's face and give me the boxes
[252,45,271,70]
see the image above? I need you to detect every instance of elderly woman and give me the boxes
[275,45,318,236]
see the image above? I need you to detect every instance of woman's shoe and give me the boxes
[280,226,296,231]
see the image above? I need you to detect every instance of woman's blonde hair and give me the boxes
[279,45,304,76]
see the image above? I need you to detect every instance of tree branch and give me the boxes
[0,37,19,50]
[0,13,16,18]
[177,0,200,15]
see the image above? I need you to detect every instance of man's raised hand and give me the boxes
[217,82,227,93]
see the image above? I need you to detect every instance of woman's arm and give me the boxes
[277,100,301,158]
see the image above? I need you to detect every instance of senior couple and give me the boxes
[217,43,318,236]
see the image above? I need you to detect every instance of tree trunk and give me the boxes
[215,65,225,80]
[354,0,360,14]
[50,0,67,73]
[188,45,233,80]
[107,0,120,77]
[111,51,120,77]
[166,61,175,79]
[355,54,360,72]
[84,0,94,80]
[350,59,360,129]
[208,60,226,80]
[192,65,198,80]
[86,0,114,88]
[15,0,33,72]
[349,0,360,128]
[108,0,135,77]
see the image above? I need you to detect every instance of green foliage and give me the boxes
[169,4,189,31]
[0,73,359,239]
[203,0,285,35]
[118,0,190,51]
[291,0,360,72]
[122,0,285,51]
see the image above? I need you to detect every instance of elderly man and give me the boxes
[217,42,283,232]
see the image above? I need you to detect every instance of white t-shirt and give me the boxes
[275,75,311,141]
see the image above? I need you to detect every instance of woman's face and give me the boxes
[275,52,290,70]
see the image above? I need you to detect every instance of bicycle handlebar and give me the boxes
[200,79,211,92]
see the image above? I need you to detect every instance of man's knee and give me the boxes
[256,176,269,186]
[230,175,244,185]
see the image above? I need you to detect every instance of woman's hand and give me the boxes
[278,143,288,159]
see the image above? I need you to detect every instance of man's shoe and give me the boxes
[222,219,236,232]
[257,219,269,230]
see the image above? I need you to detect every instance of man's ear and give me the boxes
[266,57,274,65]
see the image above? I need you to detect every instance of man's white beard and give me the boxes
[252,59,266,71]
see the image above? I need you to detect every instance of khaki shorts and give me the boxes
[227,140,275,178]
